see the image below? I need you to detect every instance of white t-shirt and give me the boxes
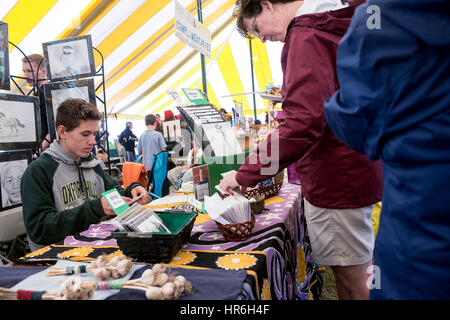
[296,0,348,17]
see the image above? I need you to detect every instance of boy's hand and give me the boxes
[130,185,149,204]
[101,196,131,216]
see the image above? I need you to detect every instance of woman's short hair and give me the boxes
[56,98,102,132]
[233,0,294,38]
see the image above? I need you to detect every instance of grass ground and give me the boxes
[319,265,339,300]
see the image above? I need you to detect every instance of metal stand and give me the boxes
[93,47,111,174]
[8,40,42,96]
[7,41,111,174]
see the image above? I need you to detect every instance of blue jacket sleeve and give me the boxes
[325,0,450,160]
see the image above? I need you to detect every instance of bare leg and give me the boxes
[331,261,372,300]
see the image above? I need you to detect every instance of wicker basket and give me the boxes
[242,171,284,199]
[219,193,263,215]
[249,195,265,214]
[216,213,255,242]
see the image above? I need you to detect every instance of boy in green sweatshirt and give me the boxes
[21,98,149,252]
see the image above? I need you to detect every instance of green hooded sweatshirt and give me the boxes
[21,141,143,251]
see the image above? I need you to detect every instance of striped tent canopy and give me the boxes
[1,0,284,123]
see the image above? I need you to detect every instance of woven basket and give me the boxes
[219,193,263,215]
[216,213,255,242]
[242,171,284,200]
[249,195,265,214]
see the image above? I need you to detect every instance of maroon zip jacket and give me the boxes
[236,2,382,209]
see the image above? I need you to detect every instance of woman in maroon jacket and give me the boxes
[220,0,383,299]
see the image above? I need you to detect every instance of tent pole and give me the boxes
[249,38,257,120]
[197,0,207,97]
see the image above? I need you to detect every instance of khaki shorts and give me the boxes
[304,199,374,266]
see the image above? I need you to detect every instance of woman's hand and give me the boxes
[219,172,245,196]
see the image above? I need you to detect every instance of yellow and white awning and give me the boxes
[1,0,283,119]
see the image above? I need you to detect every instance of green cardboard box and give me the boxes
[198,150,251,196]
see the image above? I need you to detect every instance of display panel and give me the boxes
[177,104,242,157]
[42,35,96,82]
[0,94,40,150]
[43,79,96,141]
[0,21,10,91]
[0,150,32,211]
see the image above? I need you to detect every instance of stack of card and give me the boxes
[204,193,252,225]
[107,203,171,233]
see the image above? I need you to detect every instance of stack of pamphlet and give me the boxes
[105,203,171,233]
[204,192,252,225]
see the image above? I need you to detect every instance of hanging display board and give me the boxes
[174,0,211,58]
[182,88,209,105]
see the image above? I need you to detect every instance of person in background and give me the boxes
[163,110,175,122]
[22,54,50,153]
[22,54,46,89]
[137,114,167,173]
[219,108,232,121]
[21,98,149,252]
[118,121,138,162]
[220,0,382,300]
[324,0,450,299]
[154,114,163,134]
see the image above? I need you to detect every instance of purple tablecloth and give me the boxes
[182,183,315,300]
[18,184,317,300]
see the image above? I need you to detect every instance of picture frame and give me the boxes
[0,21,10,91]
[43,79,97,141]
[0,94,41,150]
[0,150,32,211]
[42,35,96,82]
[193,164,210,202]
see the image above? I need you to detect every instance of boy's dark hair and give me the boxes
[145,114,157,126]
[56,98,102,132]
[233,0,294,38]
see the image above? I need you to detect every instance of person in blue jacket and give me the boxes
[324,0,450,299]
[118,121,138,162]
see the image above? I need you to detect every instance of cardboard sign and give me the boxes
[174,0,211,58]
[182,88,209,105]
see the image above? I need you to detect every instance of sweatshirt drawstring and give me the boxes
[75,161,88,200]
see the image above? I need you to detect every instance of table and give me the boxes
[7,184,319,300]
[181,183,315,300]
